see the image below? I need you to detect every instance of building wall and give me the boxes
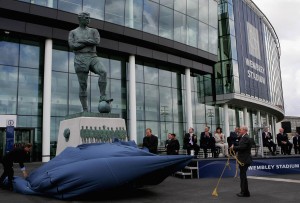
[0,0,219,159]
[18,0,218,54]
[215,0,284,121]
[0,0,285,159]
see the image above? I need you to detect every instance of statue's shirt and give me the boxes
[68,27,100,54]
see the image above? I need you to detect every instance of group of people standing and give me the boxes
[142,128,180,155]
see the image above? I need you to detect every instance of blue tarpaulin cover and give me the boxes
[12,141,193,199]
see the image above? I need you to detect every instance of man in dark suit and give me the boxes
[183,127,200,157]
[230,126,252,197]
[143,128,158,154]
[277,128,292,155]
[293,131,300,154]
[262,127,276,155]
[200,126,216,158]
[166,133,180,155]
[0,143,32,190]
[228,127,240,147]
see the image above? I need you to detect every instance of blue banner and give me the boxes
[198,158,300,178]
[232,0,270,101]
[5,126,14,153]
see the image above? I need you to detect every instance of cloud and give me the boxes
[254,0,300,40]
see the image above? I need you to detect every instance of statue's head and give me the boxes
[78,12,90,26]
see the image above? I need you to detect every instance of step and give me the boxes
[175,171,192,176]
[174,171,193,179]
[185,166,198,170]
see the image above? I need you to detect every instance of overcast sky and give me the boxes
[251,0,300,117]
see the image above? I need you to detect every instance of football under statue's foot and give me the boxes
[98,98,113,113]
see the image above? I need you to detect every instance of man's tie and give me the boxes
[189,135,193,145]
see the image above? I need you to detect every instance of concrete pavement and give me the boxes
[0,162,299,203]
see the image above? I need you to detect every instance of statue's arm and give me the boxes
[78,29,100,46]
[68,31,86,51]
[93,29,100,45]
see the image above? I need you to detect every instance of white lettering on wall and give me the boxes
[245,58,266,85]
[248,164,300,171]
[247,70,265,84]
[245,58,265,74]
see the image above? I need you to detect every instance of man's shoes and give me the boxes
[1,185,13,191]
[236,192,250,197]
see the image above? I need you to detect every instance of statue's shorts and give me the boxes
[74,53,103,74]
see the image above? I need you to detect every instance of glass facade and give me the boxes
[263,23,284,109]
[18,0,218,55]
[0,36,43,160]
[0,33,217,157]
[215,0,238,95]
[135,65,216,146]
[49,42,216,147]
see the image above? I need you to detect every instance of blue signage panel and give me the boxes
[5,126,14,153]
[232,0,270,101]
[198,158,300,178]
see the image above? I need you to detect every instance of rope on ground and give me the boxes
[211,148,244,197]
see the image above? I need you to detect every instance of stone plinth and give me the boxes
[56,113,127,155]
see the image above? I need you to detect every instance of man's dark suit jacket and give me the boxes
[200,132,215,148]
[183,133,198,149]
[166,139,180,155]
[233,134,252,165]
[228,131,239,146]
[293,135,300,146]
[262,131,273,146]
[143,134,158,154]
[277,133,289,146]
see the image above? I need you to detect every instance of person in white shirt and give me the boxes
[214,127,228,157]
[183,127,200,157]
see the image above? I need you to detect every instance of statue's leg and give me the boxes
[76,72,89,112]
[90,57,107,101]
[98,70,107,101]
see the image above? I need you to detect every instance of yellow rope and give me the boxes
[228,147,244,178]
[229,148,244,166]
[212,148,244,197]
[212,153,231,197]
